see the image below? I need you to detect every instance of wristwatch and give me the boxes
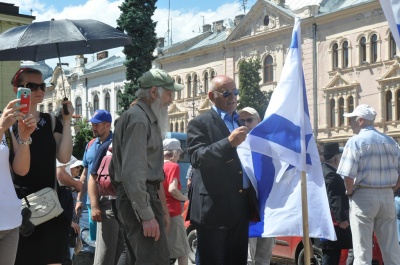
[18,137,32,145]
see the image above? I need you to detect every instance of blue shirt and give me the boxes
[337,126,400,188]
[82,131,113,204]
[212,106,250,188]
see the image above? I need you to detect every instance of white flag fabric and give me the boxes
[380,0,400,46]
[237,17,336,240]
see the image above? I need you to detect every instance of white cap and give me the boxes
[70,160,83,168]
[238,107,260,117]
[163,138,183,152]
[343,104,377,121]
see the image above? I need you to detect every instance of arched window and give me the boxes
[93,94,99,111]
[397,91,400,120]
[75,97,82,116]
[338,97,344,126]
[117,90,123,111]
[263,15,269,26]
[180,121,184,133]
[347,96,354,113]
[193,74,198,97]
[264,55,274,83]
[371,34,378,63]
[187,76,192,98]
[105,92,110,111]
[330,99,336,127]
[386,91,392,121]
[177,78,182,100]
[342,41,349,68]
[210,70,216,80]
[360,36,367,64]
[332,43,339,69]
[204,72,209,93]
[390,33,397,59]
[170,123,173,132]
[175,122,179,132]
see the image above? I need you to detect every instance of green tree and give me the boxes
[237,58,271,119]
[117,0,158,113]
[72,118,93,160]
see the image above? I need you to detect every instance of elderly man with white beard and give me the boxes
[110,69,184,265]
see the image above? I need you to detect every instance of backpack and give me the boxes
[96,145,116,196]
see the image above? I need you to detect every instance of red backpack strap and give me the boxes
[86,138,96,151]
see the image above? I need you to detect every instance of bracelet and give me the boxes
[76,200,82,203]
[18,137,32,145]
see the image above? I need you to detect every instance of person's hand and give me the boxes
[61,100,74,121]
[228,126,249,147]
[91,206,102,222]
[75,202,83,218]
[164,213,171,233]
[0,99,28,132]
[71,221,80,234]
[339,220,349,229]
[142,218,160,241]
[18,114,36,140]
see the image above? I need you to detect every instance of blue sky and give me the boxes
[37,0,252,14]
[5,0,255,67]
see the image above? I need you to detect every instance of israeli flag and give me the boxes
[237,18,336,240]
[380,0,400,47]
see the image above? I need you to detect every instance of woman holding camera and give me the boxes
[0,99,36,264]
[11,67,74,265]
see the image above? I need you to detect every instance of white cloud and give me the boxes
[2,0,250,68]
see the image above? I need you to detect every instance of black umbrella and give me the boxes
[0,19,132,114]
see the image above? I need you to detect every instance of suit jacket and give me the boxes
[187,109,257,229]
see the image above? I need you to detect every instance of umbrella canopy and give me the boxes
[0,19,132,61]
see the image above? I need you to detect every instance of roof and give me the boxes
[84,55,125,74]
[187,30,228,51]
[319,0,374,13]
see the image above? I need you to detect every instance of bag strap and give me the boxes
[49,113,56,133]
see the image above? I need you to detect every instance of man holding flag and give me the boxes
[237,17,335,264]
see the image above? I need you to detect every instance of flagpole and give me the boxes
[301,171,311,265]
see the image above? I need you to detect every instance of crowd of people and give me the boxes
[1,66,400,265]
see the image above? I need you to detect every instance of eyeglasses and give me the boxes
[240,118,255,123]
[214,88,239,98]
[24,82,46,92]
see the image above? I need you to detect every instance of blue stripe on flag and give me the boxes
[251,114,301,154]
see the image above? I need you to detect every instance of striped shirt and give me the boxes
[337,125,400,188]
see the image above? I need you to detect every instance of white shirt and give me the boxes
[0,132,22,230]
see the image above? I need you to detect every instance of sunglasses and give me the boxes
[24,82,46,92]
[214,88,239,98]
[240,118,255,123]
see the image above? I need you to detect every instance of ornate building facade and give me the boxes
[7,0,398,145]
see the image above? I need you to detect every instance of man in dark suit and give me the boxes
[187,75,255,265]
[315,142,352,265]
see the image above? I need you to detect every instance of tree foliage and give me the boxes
[237,58,271,119]
[72,118,93,160]
[117,0,158,113]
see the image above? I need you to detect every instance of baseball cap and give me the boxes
[343,104,376,121]
[89,110,112,124]
[163,138,183,152]
[238,107,260,117]
[138,69,184,91]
